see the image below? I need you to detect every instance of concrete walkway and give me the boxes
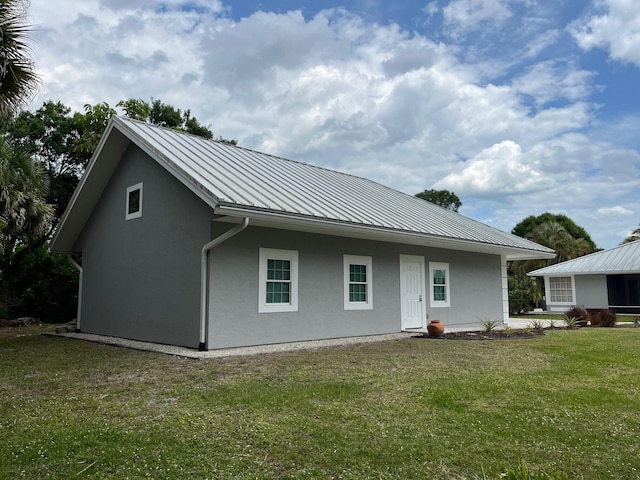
[47,317,566,359]
[49,331,414,359]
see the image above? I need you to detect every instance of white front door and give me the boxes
[400,255,426,329]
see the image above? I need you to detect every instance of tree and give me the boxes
[415,189,461,212]
[511,212,597,252]
[622,225,640,244]
[117,98,237,144]
[0,136,53,316]
[509,213,597,312]
[0,0,39,119]
[6,101,87,225]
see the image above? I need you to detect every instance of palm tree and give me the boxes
[0,136,52,254]
[0,0,39,117]
[622,226,640,244]
[0,136,52,312]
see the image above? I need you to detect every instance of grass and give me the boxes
[1,325,640,479]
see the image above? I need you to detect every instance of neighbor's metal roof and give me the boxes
[50,116,555,259]
[528,240,640,276]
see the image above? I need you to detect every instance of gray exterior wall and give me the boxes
[207,224,504,349]
[575,275,608,309]
[75,144,214,348]
[73,146,506,350]
[545,274,609,312]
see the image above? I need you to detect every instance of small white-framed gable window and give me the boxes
[126,183,143,220]
[258,248,299,313]
[429,262,450,307]
[344,255,373,310]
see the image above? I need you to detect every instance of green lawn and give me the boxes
[1,325,639,479]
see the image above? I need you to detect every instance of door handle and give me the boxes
[418,295,422,302]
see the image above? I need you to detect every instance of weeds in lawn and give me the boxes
[475,461,575,480]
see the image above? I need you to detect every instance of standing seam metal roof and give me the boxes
[103,116,555,254]
[528,240,640,276]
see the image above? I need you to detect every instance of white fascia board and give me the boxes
[50,118,129,253]
[214,205,556,261]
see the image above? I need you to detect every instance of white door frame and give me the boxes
[399,255,427,329]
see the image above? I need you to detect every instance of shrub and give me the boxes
[598,309,617,328]
[588,309,601,326]
[564,316,579,329]
[479,318,501,332]
[529,319,545,333]
[503,325,514,337]
[564,306,587,322]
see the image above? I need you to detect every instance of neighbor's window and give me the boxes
[126,183,143,220]
[344,255,373,310]
[258,248,298,313]
[548,276,573,303]
[429,262,450,307]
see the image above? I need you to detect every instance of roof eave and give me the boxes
[49,118,131,253]
[214,205,556,261]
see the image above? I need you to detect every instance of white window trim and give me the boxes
[429,262,450,308]
[343,254,373,310]
[544,275,576,306]
[125,182,143,220]
[258,248,299,313]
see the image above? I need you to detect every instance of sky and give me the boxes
[27,0,640,249]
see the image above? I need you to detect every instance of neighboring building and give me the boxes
[50,116,554,350]
[528,241,640,313]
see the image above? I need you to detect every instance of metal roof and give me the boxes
[528,240,640,276]
[50,116,555,260]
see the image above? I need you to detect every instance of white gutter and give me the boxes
[66,255,83,331]
[214,205,556,261]
[199,217,250,351]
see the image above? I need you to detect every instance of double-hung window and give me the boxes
[429,262,450,307]
[258,248,298,313]
[344,255,373,310]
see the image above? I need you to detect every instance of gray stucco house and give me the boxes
[528,240,640,314]
[50,116,554,350]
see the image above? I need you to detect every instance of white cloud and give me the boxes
[597,206,633,216]
[571,0,640,66]
[433,140,550,196]
[442,0,512,39]
[511,60,596,106]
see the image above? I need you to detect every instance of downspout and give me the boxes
[199,217,250,351]
[66,255,83,332]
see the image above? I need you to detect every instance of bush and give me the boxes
[598,309,617,328]
[6,245,79,323]
[564,306,587,322]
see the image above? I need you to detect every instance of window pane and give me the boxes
[434,285,446,301]
[266,281,290,304]
[128,189,140,214]
[267,259,291,281]
[350,264,367,283]
[433,269,446,285]
[349,284,367,302]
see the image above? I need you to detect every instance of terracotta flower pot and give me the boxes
[427,319,445,337]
